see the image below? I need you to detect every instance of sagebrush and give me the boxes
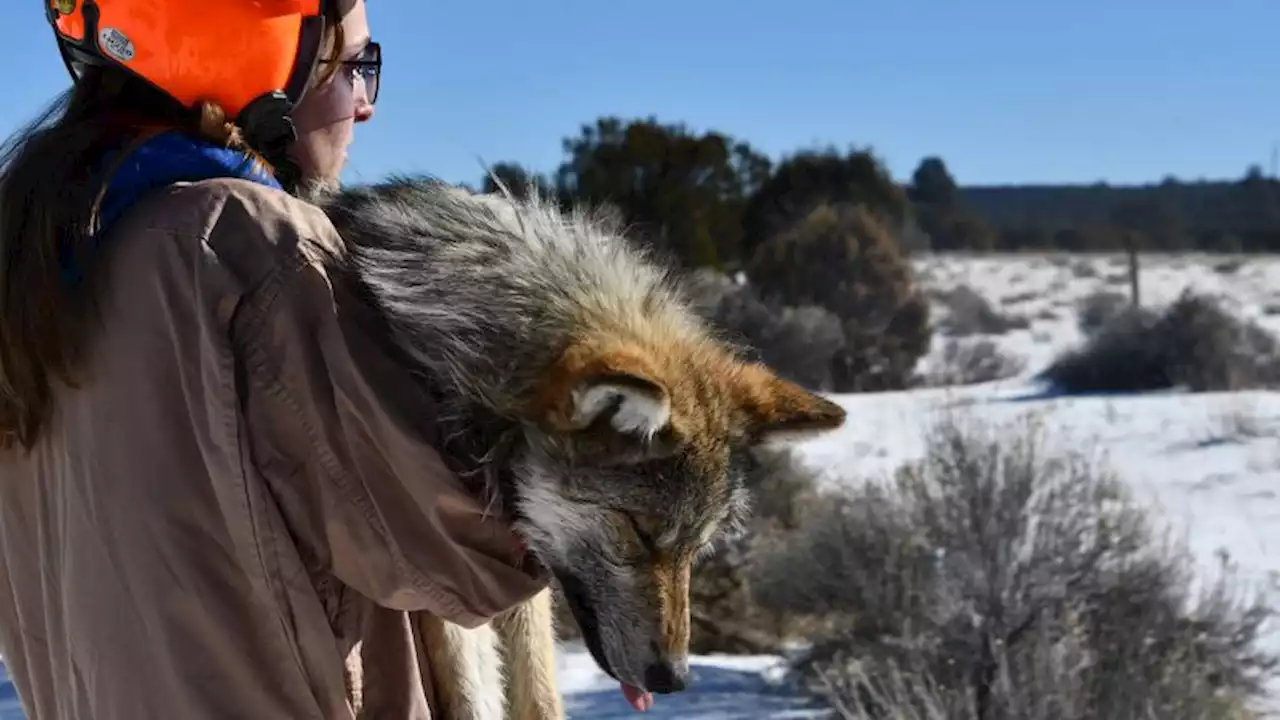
[750,414,1277,719]
[934,284,1030,337]
[1044,290,1280,393]
[924,338,1026,387]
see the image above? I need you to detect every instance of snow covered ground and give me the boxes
[1,252,1278,718]
[558,644,829,719]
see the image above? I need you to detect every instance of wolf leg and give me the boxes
[493,588,565,720]
[412,612,506,720]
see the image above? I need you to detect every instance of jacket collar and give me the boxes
[61,130,284,288]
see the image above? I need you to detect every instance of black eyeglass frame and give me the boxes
[327,41,381,105]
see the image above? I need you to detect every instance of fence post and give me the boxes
[1125,234,1141,308]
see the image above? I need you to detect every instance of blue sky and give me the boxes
[5,0,1277,188]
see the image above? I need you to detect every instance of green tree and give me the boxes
[908,156,995,251]
[553,116,772,269]
[908,156,958,206]
[480,161,550,201]
[748,202,931,392]
[741,147,909,263]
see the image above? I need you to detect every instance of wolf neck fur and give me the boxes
[318,177,698,516]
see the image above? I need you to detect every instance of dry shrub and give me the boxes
[1044,290,1280,393]
[1002,290,1039,306]
[750,414,1277,719]
[925,338,1026,387]
[935,285,1030,337]
[1214,259,1246,275]
[1071,260,1100,279]
[1076,290,1131,335]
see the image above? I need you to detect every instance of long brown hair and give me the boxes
[0,7,347,451]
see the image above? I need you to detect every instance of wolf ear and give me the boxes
[534,344,673,441]
[566,375,671,438]
[735,363,847,446]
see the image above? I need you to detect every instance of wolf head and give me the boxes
[516,334,844,694]
[320,176,846,695]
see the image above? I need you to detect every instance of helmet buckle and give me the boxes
[238,92,298,159]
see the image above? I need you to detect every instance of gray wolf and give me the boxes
[319,177,847,717]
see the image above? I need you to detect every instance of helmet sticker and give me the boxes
[52,0,76,15]
[98,27,135,63]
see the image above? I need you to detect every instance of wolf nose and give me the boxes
[643,659,689,694]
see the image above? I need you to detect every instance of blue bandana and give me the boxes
[61,131,283,288]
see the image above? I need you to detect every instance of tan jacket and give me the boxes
[0,178,550,719]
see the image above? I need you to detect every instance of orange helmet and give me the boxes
[47,0,330,144]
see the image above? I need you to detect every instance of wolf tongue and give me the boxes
[621,683,653,711]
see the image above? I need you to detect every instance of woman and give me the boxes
[0,1,549,717]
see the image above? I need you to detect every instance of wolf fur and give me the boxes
[318,177,847,719]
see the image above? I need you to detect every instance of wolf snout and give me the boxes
[643,656,690,694]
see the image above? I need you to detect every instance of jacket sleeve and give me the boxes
[230,213,549,629]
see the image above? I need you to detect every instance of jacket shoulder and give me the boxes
[128,177,344,289]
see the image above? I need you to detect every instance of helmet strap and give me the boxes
[238,92,302,190]
[51,0,103,80]
[239,92,298,157]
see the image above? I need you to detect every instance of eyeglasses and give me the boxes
[329,41,381,104]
